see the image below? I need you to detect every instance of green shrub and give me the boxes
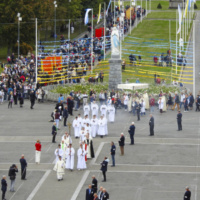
[157,3,162,9]
[13,42,33,56]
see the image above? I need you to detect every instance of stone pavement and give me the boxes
[0,98,200,200]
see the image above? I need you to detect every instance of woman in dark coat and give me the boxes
[166,93,173,110]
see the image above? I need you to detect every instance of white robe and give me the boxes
[143,93,149,109]
[128,97,132,112]
[77,117,83,132]
[100,105,107,117]
[162,96,167,111]
[107,99,112,109]
[104,117,108,135]
[85,126,92,136]
[98,119,106,136]
[35,151,41,163]
[83,105,90,117]
[77,148,87,169]
[54,148,63,163]
[82,118,91,128]
[124,96,128,105]
[91,104,99,117]
[80,131,86,142]
[85,137,93,159]
[65,147,75,170]
[91,118,98,137]
[53,159,65,179]
[158,99,164,109]
[73,119,80,137]
[108,107,115,122]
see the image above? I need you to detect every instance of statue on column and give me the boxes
[111,26,120,56]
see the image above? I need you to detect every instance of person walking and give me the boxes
[52,122,57,143]
[30,90,36,109]
[118,133,125,155]
[128,122,135,145]
[1,175,7,200]
[63,106,68,127]
[172,92,180,111]
[91,175,98,193]
[177,110,182,131]
[100,157,109,182]
[20,154,27,180]
[183,186,191,200]
[110,142,116,167]
[135,101,141,121]
[8,164,18,192]
[35,140,42,164]
[149,114,154,136]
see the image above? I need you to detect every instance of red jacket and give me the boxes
[35,143,41,151]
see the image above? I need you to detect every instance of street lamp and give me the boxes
[54,1,57,47]
[17,13,22,59]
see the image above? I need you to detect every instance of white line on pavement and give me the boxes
[71,170,90,200]
[26,170,51,200]
[90,142,105,165]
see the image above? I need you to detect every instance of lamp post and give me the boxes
[17,13,22,59]
[54,1,57,48]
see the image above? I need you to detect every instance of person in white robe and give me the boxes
[103,115,108,135]
[98,116,106,138]
[83,103,90,117]
[61,133,72,150]
[124,94,128,111]
[107,97,112,109]
[65,144,75,171]
[79,127,86,142]
[91,102,99,117]
[77,144,87,170]
[85,123,92,136]
[73,116,80,138]
[82,115,91,128]
[54,144,63,163]
[77,114,83,133]
[108,105,115,122]
[53,156,65,181]
[84,133,95,159]
[162,95,167,111]
[140,99,146,116]
[100,104,107,118]
[143,92,149,109]
[91,115,98,138]
[158,97,164,113]
[128,95,132,112]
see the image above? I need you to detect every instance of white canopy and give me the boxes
[117,83,149,90]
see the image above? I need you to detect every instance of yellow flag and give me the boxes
[97,4,101,24]
[118,0,120,10]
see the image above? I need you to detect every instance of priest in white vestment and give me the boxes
[65,144,75,171]
[53,156,65,181]
[108,105,115,122]
[84,103,90,117]
[77,144,87,170]
[91,115,98,138]
[100,104,107,117]
[91,102,99,117]
[73,116,80,138]
[98,116,106,138]
[158,97,164,113]
[54,144,63,163]
[82,115,91,128]
[84,133,95,159]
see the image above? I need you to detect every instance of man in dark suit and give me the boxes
[183,186,191,200]
[100,157,108,182]
[149,114,154,136]
[128,122,135,145]
[86,185,94,200]
[19,155,27,180]
[177,110,182,131]
[92,175,98,193]
[52,122,57,143]
[110,142,116,167]
[102,188,109,200]
[135,101,141,121]
[63,106,68,127]
[1,175,7,200]
[30,90,36,109]
[119,133,125,155]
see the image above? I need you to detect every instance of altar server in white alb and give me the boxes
[91,101,99,117]
[108,104,115,122]
[53,156,65,181]
[84,103,90,117]
[80,127,86,142]
[124,94,129,111]
[77,114,83,132]
[91,115,98,138]
[85,133,95,159]
[82,115,91,128]
[140,99,146,116]
[103,115,108,135]
[73,116,80,138]
[85,123,92,136]
[65,143,75,171]
[98,116,106,138]
[61,132,72,150]
[54,144,63,163]
[158,97,164,113]
[100,103,108,118]
[77,143,87,170]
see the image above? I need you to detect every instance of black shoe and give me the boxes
[111,165,115,167]
[102,180,106,182]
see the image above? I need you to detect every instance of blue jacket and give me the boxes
[129,125,135,135]
[110,145,116,155]
[1,179,7,191]
[101,160,108,172]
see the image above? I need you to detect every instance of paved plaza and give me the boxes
[0,98,200,200]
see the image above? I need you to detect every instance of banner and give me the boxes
[84,8,92,25]
[184,0,189,18]
[177,4,182,34]
[97,4,101,24]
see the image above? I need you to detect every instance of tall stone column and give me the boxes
[109,55,122,90]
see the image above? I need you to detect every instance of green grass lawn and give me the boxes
[146,11,176,19]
